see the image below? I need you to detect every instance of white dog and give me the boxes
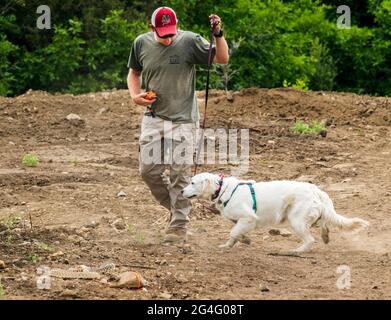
[182,173,369,252]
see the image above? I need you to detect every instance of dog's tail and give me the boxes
[317,188,369,232]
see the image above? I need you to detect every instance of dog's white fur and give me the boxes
[182,173,369,252]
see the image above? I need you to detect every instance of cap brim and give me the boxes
[155,25,177,37]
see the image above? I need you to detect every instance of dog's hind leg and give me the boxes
[219,217,257,250]
[288,209,316,253]
[291,222,315,253]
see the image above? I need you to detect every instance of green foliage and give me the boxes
[78,9,148,93]
[125,220,146,244]
[37,242,55,252]
[22,154,39,167]
[27,252,40,263]
[283,79,309,91]
[1,0,391,96]
[4,216,21,230]
[0,34,18,95]
[290,120,326,134]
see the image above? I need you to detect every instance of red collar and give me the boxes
[211,173,224,200]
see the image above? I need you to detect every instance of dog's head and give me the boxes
[182,172,219,200]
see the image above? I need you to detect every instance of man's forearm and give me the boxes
[127,69,142,99]
[214,36,229,64]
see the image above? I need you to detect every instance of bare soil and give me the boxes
[0,88,390,300]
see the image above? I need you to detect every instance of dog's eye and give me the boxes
[191,182,194,185]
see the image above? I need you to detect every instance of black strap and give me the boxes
[193,24,215,175]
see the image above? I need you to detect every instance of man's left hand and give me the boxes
[209,14,222,35]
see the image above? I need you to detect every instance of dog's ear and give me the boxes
[206,174,216,192]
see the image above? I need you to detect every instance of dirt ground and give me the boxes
[0,87,390,300]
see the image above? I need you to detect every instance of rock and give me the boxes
[259,284,270,292]
[160,259,168,266]
[66,113,82,121]
[98,107,110,115]
[60,289,79,298]
[111,219,126,230]
[77,227,90,235]
[319,130,327,138]
[267,140,275,145]
[268,228,292,237]
[49,251,65,260]
[0,260,5,269]
[85,221,99,229]
[333,163,355,170]
[115,271,145,289]
[175,275,189,283]
[179,244,192,254]
[159,292,172,299]
[97,262,116,272]
[65,113,85,126]
[226,93,235,102]
[117,191,127,197]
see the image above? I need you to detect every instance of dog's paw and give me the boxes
[218,244,231,251]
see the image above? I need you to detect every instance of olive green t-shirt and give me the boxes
[127,30,215,123]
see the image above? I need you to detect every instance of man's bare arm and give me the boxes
[127,69,156,106]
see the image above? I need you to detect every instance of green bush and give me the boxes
[290,120,326,134]
[0,35,18,96]
[22,154,39,167]
[0,0,390,96]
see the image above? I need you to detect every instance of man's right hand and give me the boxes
[132,92,156,106]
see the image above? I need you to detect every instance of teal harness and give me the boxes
[222,183,257,212]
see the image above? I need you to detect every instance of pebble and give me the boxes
[116,271,145,289]
[160,259,168,266]
[112,219,126,230]
[85,221,99,229]
[60,289,78,298]
[49,251,64,260]
[226,93,235,102]
[65,113,84,126]
[117,191,127,197]
[159,292,172,299]
[259,284,270,292]
[0,260,5,269]
[269,228,292,237]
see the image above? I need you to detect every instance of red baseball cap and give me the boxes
[151,7,178,37]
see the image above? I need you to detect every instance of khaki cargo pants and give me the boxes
[139,115,196,230]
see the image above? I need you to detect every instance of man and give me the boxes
[127,7,229,243]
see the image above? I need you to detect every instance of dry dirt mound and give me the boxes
[0,88,390,300]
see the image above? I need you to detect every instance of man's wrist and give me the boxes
[214,29,224,38]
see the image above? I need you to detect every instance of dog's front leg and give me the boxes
[218,237,237,250]
[229,219,251,245]
[219,217,257,250]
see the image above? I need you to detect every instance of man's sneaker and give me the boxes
[163,228,188,243]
